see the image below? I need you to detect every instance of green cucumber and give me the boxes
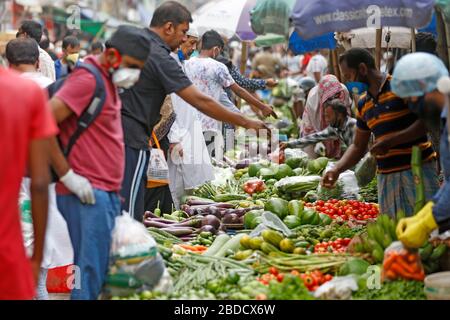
[204,234,231,256]
[214,234,247,258]
[213,194,247,202]
[430,244,447,261]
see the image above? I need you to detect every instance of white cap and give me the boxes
[187,26,199,39]
[438,76,450,95]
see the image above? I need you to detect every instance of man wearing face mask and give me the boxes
[323,48,439,218]
[391,52,450,248]
[48,25,151,300]
[54,36,80,80]
[280,100,356,153]
[185,30,276,156]
[119,1,270,222]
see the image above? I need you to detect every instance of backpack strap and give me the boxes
[63,63,107,156]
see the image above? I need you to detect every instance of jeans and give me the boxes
[57,189,120,300]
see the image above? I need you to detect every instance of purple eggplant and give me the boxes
[143,220,175,229]
[235,159,250,169]
[180,204,190,212]
[186,199,216,206]
[207,206,222,219]
[198,225,218,235]
[160,227,195,236]
[148,218,179,225]
[144,211,159,219]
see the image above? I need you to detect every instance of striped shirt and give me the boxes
[287,117,356,151]
[356,75,436,174]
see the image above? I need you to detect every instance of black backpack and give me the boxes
[48,63,107,181]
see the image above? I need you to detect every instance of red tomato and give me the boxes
[269,267,279,276]
[363,214,370,220]
[317,200,324,206]
[345,209,353,216]
[324,274,333,281]
[277,274,284,282]
[303,275,315,287]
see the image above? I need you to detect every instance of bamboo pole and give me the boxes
[435,7,449,69]
[240,40,249,75]
[411,28,416,52]
[375,28,382,70]
[331,49,341,82]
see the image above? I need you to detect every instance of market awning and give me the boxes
[291,0,436,39]
[193,0,257,40]
[289,32,336,55]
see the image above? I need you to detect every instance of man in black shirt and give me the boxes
[120,1,268,221]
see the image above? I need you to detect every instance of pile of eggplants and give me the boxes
[180,200,263,229]
[143,200,263,241]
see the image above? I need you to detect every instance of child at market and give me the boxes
[280,100,357,158]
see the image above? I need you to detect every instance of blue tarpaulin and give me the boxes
[292,0,435,39]
[418,12,437,37]
[289,32,336,55]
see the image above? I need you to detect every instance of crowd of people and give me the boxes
[1,0,449,301]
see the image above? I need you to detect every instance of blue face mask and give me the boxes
[190,50,199,58]
[177,49,186,62]
[345,81,368,95]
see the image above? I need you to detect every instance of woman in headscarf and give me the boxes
[300,75,352,159]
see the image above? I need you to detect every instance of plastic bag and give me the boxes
[317,162,359,200]
[355,153,377,188]
[105,213,166,297]
[382,241,425,282]
[147,132,169,189]
[284,148,309,161]
[249,211,292,237]
[20,199,34,257]
[147,147,169,188]
[211,167,234,187]
[314,275,358,300]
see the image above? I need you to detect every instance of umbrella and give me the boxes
[291,0,435,39]
[250,0,297,37]
[289,32,336,55]
[192,0,257,40]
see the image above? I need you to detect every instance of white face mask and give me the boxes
[112,68,141,89]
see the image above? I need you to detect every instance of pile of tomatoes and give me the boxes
[243,179,266,195]
[257,268,333,291]
[305,199,379,221]
[314,238,352,254]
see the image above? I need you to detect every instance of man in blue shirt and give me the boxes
[391,52,450,248]
[54,36,80,79]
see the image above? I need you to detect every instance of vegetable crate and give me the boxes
[47,265,73,293]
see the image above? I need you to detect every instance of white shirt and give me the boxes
[20,71,53,88]
[306,54,328,81]
[184,56,235,132]
[38,47,56,81]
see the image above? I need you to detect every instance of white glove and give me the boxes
[60,169,96,205]
[314,142,326,157]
